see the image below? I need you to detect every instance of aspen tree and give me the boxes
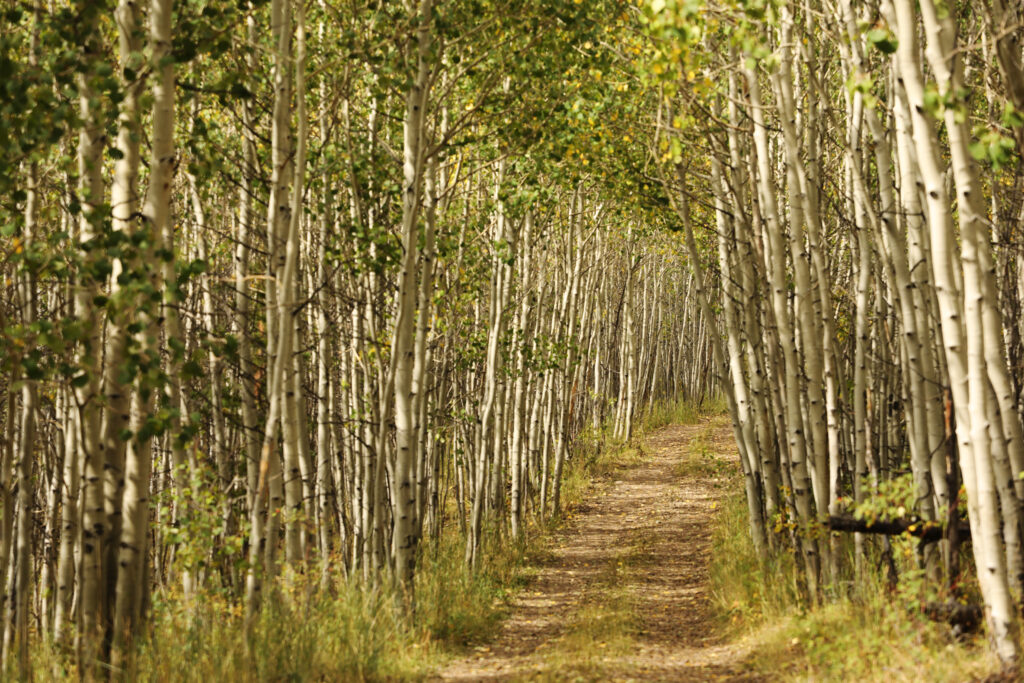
[100,0,145,625]
[769,5,831,528]
[919,0,1020,659]
[112,0,175,656]
[466,157,510,569]
[247,0,300,618]
[744,59,820,599]
[314,22,336,581]
[73,0,110,662]
[550,195,587,516]
[674,172,767,559]
[52,390,79,644]
[509,214,533,541]
[9,146,38,682]
[392,0,434,591]
[235,10,261,515]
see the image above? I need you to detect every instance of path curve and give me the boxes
[436,417,765,682]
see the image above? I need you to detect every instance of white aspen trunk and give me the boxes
[188,180,228,483]
[412,151,439,547]
[39,425,61,641]
[112,0,174,656]
[158,120,189,596]
[839,0,945,534]
[282,314,306,566]
[744,62,820,599]
[74,9,109,661]
[466,181,506,567]
[101,0,145,624]
[538,333,557,520]
[890,0,1019,661]
[10,160,39,675]
[391,0,432,593]
[257,0,295,588]
[552,202,587,515]
[922,0,1022,653]
[315,62,334,582]
[797,20,843,512]
[709,139,767,558]
[247,0,307,617]
[509,226,532,539]
[622,262,636,443]
[52,388,79,644]
[851,156,873,572]
[277,14,313,571]
[725,67,780,520]
[674,174,768,559]
[236,12,261,515]
[526,316,547,519]
[891,74,950,508]
[768,14,829,525]
[488,378,507,517]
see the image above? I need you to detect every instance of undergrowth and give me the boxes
[129,520,535,682]
[25,531,520,682]
[13,397,709,682]
[643,393,721,430]
[675,419,733,480]
[709,485,1001,681]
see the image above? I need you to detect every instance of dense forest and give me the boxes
[2,0,1024,678]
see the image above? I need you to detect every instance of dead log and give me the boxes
[825,514,971,544]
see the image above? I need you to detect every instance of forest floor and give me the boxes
[435,417,766,682]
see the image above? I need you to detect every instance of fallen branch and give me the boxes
[825,515,971,544]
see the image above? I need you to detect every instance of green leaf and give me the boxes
[866,27,898,54]
[182,359,203,380]
[1002,103,1024,129]
[969,140,987,162]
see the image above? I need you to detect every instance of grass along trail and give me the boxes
[436,416,763,681]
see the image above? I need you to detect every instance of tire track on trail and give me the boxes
[436,417,765,682]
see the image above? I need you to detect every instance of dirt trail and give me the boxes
[436,418,764,682]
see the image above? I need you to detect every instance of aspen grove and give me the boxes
[3,0,1024,677]
[0,0,718,675]
[649,0,1024,667]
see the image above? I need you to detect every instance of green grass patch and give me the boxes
[129,576,427,682]
[417,530,529,648]
[125,529,525,682]
[708,489,1002,681]
[642,394,724,430]
[20,530,527,682]
[674,421,734,480]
